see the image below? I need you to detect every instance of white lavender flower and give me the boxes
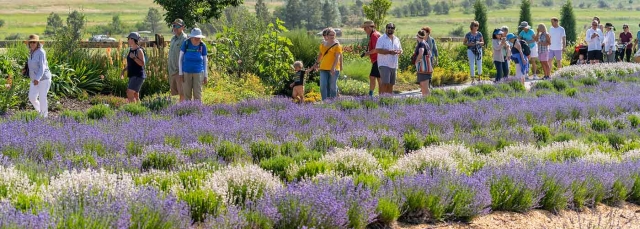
[203,164,282,205]
[0,166,35,202]
[320,148,381,176]
[43,168,136,204]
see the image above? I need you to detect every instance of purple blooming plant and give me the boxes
[0,201,55,229]
[203,205,248,229]
[255,177,378,229]
[476,161,544,213]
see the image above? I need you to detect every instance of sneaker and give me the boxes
[471,79,476,85]
[533,75,540,80]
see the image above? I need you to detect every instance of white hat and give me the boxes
[189,28,206,39]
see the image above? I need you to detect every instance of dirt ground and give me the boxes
[394,203,640,229]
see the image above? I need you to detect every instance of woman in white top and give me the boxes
[603,23,616,63]
[25,34,53,118]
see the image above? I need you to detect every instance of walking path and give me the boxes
[396,78,542,97]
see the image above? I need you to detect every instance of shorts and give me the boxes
[378,66,397,85]
[293,81,304,87]
[529,43,539,58]
[417,73,431,83]
[549,50,563,61]
[127,76,145,92]
[169,73,183,96]
[538,51,549,61]
[588,50,602,60]
[370,61,381,78]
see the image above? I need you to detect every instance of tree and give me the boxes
[597,0,610,8]
[321,0,336,27]
[434,2,443,14]
[422,0,432,16]
[255,0,271,22]
[442,1,450,14]
[301,0,322,30]
[153,0,243,28]
[560,0,577,43]
[108,15,125,35]
[144,8,163,34]
[352,0,365,17]
[499,0,513,4]
[363,0,392,31]
[518,0,532,34]
[542,0,553,7]
[474,0,488,46]
[339,5,349,26]
[486,0,495,7]
[44,12,64,36]
[66,10,86,42]
[284,0,303,29]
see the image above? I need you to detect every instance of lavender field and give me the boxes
[2,63,640,228]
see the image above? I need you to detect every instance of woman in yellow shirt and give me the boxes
[318,28,342,100]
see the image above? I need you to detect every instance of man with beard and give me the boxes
[375,23,402,94]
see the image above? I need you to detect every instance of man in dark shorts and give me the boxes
[362,20,381,97]
[586,20,604,64]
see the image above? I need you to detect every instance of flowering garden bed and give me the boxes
[2,63,640,228]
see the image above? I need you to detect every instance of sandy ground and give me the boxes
[394,203,640,229]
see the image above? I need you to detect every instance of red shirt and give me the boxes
[620,32,633,48]
[368,31,381,63]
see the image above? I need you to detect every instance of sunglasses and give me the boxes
[173,25,183,29]
[28,41,37,44]
[386,27,395,30]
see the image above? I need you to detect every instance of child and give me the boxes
[289,61,312,103]
[577,54,587,65]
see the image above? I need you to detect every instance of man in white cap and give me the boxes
[179,28,208,101]
[169,19,187,102]
[168,19,188,102]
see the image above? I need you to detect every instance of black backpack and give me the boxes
[519,40,531,56]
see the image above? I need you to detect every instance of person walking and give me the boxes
[168,19,188,102]
[464,21,484,84]
[603,23,616,63]
[518,21,538,80]
[421,26,439,69]
[414,30,432,96]
[549,17,566,71]
[120,32,146,103]
[318,28,342,100]
[501,26,512,78]
[361,21,381,97]
[25,34,52,118]
[508,33,528,86]
[375,23,402,95]
[536,23,551,79]
[178,28,209,101]
[620,24,633,62]
[586,20,604,64]
[492,29,509,82]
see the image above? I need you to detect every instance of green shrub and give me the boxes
[613,119,626,130]
[579,77,599,86]
[179,190,223,223]
[60,110,86,122]
[539,177,569,213]
[403,131,423,153]
[551,79,568,91]
[473,142,494,155]
[291,150,323,162]
[508,80,526,92]
[629,175,640,204]
[311,135,340,152]
[571,178,606,209]
[341,58,372,83]
[424,133,439,146]
[565,88,578,97]
[376,198,401,225]
[606,180,629,206]
[461,86,484,97]
[380,135,400,154]
[164,135,182,148]
[490,176,537,212]
[362,99,379,109]
[142,94,173,111]
[403,189,447,221]
[607,133,625,151]
[280,141,306,156]
[237,106,259,115]
[89,95,127,108]
[533,80,555,91]
[293,161,328,180]
[217,141,248,163]
[197,133,217,146]
[260,155,294,180]
[86,104,113,120]
[126,141,144,156]
[1,146,21,159]
[250,141,280,162]
[446,89,460,99]
[337,79,369,96]
[122,103,148,116]
[532,125,551,143]
[379,97,398,107]
[629,115,640,128]
[553,132,574,142]
[141,152,178,171]
[11,110,40,122]
[336,99,362,110]
[477,84,497,95]
[591,118,610,132]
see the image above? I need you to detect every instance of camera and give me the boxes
[360,52,367,58]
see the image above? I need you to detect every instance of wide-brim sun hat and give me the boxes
[518,21,531,29]
[189,28,206,39]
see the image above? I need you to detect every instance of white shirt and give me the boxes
[603,30,616,52]
[549,26,566,50]
[375,34,402,69]
[586,28,603,51]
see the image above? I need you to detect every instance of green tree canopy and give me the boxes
[44,13,64,36]
[153,0,243,28]
[560,0,577,43]
[474,0,488,46]
[144,8,164,34]
[255,0,271,22]
[518,0,532,34]
[362,0,392,31]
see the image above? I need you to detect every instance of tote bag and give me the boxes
[415,41,433,74]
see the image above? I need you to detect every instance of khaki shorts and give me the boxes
[169,73,183,96]
[183,72,203,100]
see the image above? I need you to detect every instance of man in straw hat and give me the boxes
[361,20,381,97]
[169,19,188,102]
[25,34,53,117]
